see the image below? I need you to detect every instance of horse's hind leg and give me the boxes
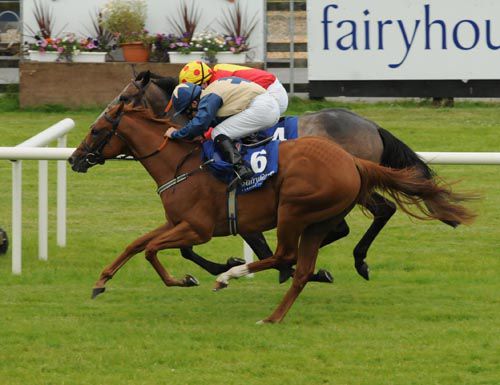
[259,222,331,324]
[92,222,172,298]
[213,223,301,290]
[354,192,396,280]
[180,247,244,275]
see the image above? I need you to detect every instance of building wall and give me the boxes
[22,0,265,60]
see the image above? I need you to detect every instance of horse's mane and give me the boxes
[122,103,177,126]
[135,71,178,98]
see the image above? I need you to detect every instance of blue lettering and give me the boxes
[389,20,421,69]
[377,20,393,49]
[486,20,500,49]
[336,20,357,50]
[453,20,480,50]
[424,3,447,49]
[322,4,339,50]
[364,10,370,50]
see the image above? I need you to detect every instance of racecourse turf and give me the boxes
[0,97,498,384]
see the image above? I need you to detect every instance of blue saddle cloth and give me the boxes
[201,116,299,193]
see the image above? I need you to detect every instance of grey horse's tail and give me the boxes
[377,127,462,227]
[377,127,434,179]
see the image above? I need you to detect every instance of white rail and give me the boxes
[1,146,499,275]
[1,119,75,274]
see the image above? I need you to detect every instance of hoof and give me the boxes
[183,274,199,287]
[256,318,277,325]
[355,262,370,281]
[212,281,228,291]
[0,228,8,255]
[442,219,459,228]
[91,287,106,299]
[310,269,334,283]
[226,257,245,269]
[278,266,295,284]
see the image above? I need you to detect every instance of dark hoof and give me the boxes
[442,219,459,228]
[91,287,106,299]
[184,274,199,287]
[310,269,334,283]
[355,262,370,281]
[226,257,246,269]
[278,266,295,284]
[0,228,8,255]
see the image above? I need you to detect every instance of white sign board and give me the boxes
[308,0,500,80]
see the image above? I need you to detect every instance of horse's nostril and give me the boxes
[67,156,74,165]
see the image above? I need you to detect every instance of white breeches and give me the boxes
[267,78,289,115]
[211,92,281,140]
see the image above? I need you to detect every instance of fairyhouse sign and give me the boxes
[307,0,500,96]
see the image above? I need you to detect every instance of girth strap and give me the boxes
[227,188,238,236]
[156,159,214,195]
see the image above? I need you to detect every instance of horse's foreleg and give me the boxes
[92,223,172,298]
[144,221,209,288]
[353,192,396,280]
[259,223,329,324]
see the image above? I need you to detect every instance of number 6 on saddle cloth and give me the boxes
[202,116,298,193]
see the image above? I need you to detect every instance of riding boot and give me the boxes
[214,134,254,180]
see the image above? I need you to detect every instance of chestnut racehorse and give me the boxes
[109,71,459,283]
[68,103,475,323]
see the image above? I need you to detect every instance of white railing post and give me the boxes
[3,118,75,274]
[12,160,22,275]
[243,241,254,277]
[57,135,67,247]
[38,158,48,260]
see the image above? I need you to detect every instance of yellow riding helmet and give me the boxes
[179,61,213,85]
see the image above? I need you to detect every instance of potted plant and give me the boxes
[100,0,151,62]
[217,0,258,63]
[168,31,227,64]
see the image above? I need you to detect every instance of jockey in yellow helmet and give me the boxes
[179,61,288,115]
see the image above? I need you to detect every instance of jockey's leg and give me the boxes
[213,134,254,180]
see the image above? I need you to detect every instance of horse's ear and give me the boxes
[141,70,151,87]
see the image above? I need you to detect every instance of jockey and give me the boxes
[178,61,288,115]
[165,77,280,181]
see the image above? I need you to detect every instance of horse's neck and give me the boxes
[141,136,201,187]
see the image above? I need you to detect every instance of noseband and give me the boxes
[82,110,125,166]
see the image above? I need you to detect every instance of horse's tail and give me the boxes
[354,158,477,225]
[377,126,462,227]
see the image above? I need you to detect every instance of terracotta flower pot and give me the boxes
[121,42,150,62]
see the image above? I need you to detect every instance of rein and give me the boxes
[85,109,170,165]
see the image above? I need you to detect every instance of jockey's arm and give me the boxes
[171,93,223,140]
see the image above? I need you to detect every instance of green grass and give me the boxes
[0,98,499,384]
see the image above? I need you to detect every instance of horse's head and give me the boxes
[119,71,178,118]
[68,103,130,173]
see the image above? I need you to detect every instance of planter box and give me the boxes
[28,50,59,62]
[168,51,247,64]
[168,51,205,63]
[217,51,246,64]
[28,50,107,63]
[73,52,107,63]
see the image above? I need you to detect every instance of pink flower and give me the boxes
[57,47,64,53]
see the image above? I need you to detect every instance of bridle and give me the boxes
[82,107,169,166]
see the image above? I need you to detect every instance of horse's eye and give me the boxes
[91,128,99,136]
